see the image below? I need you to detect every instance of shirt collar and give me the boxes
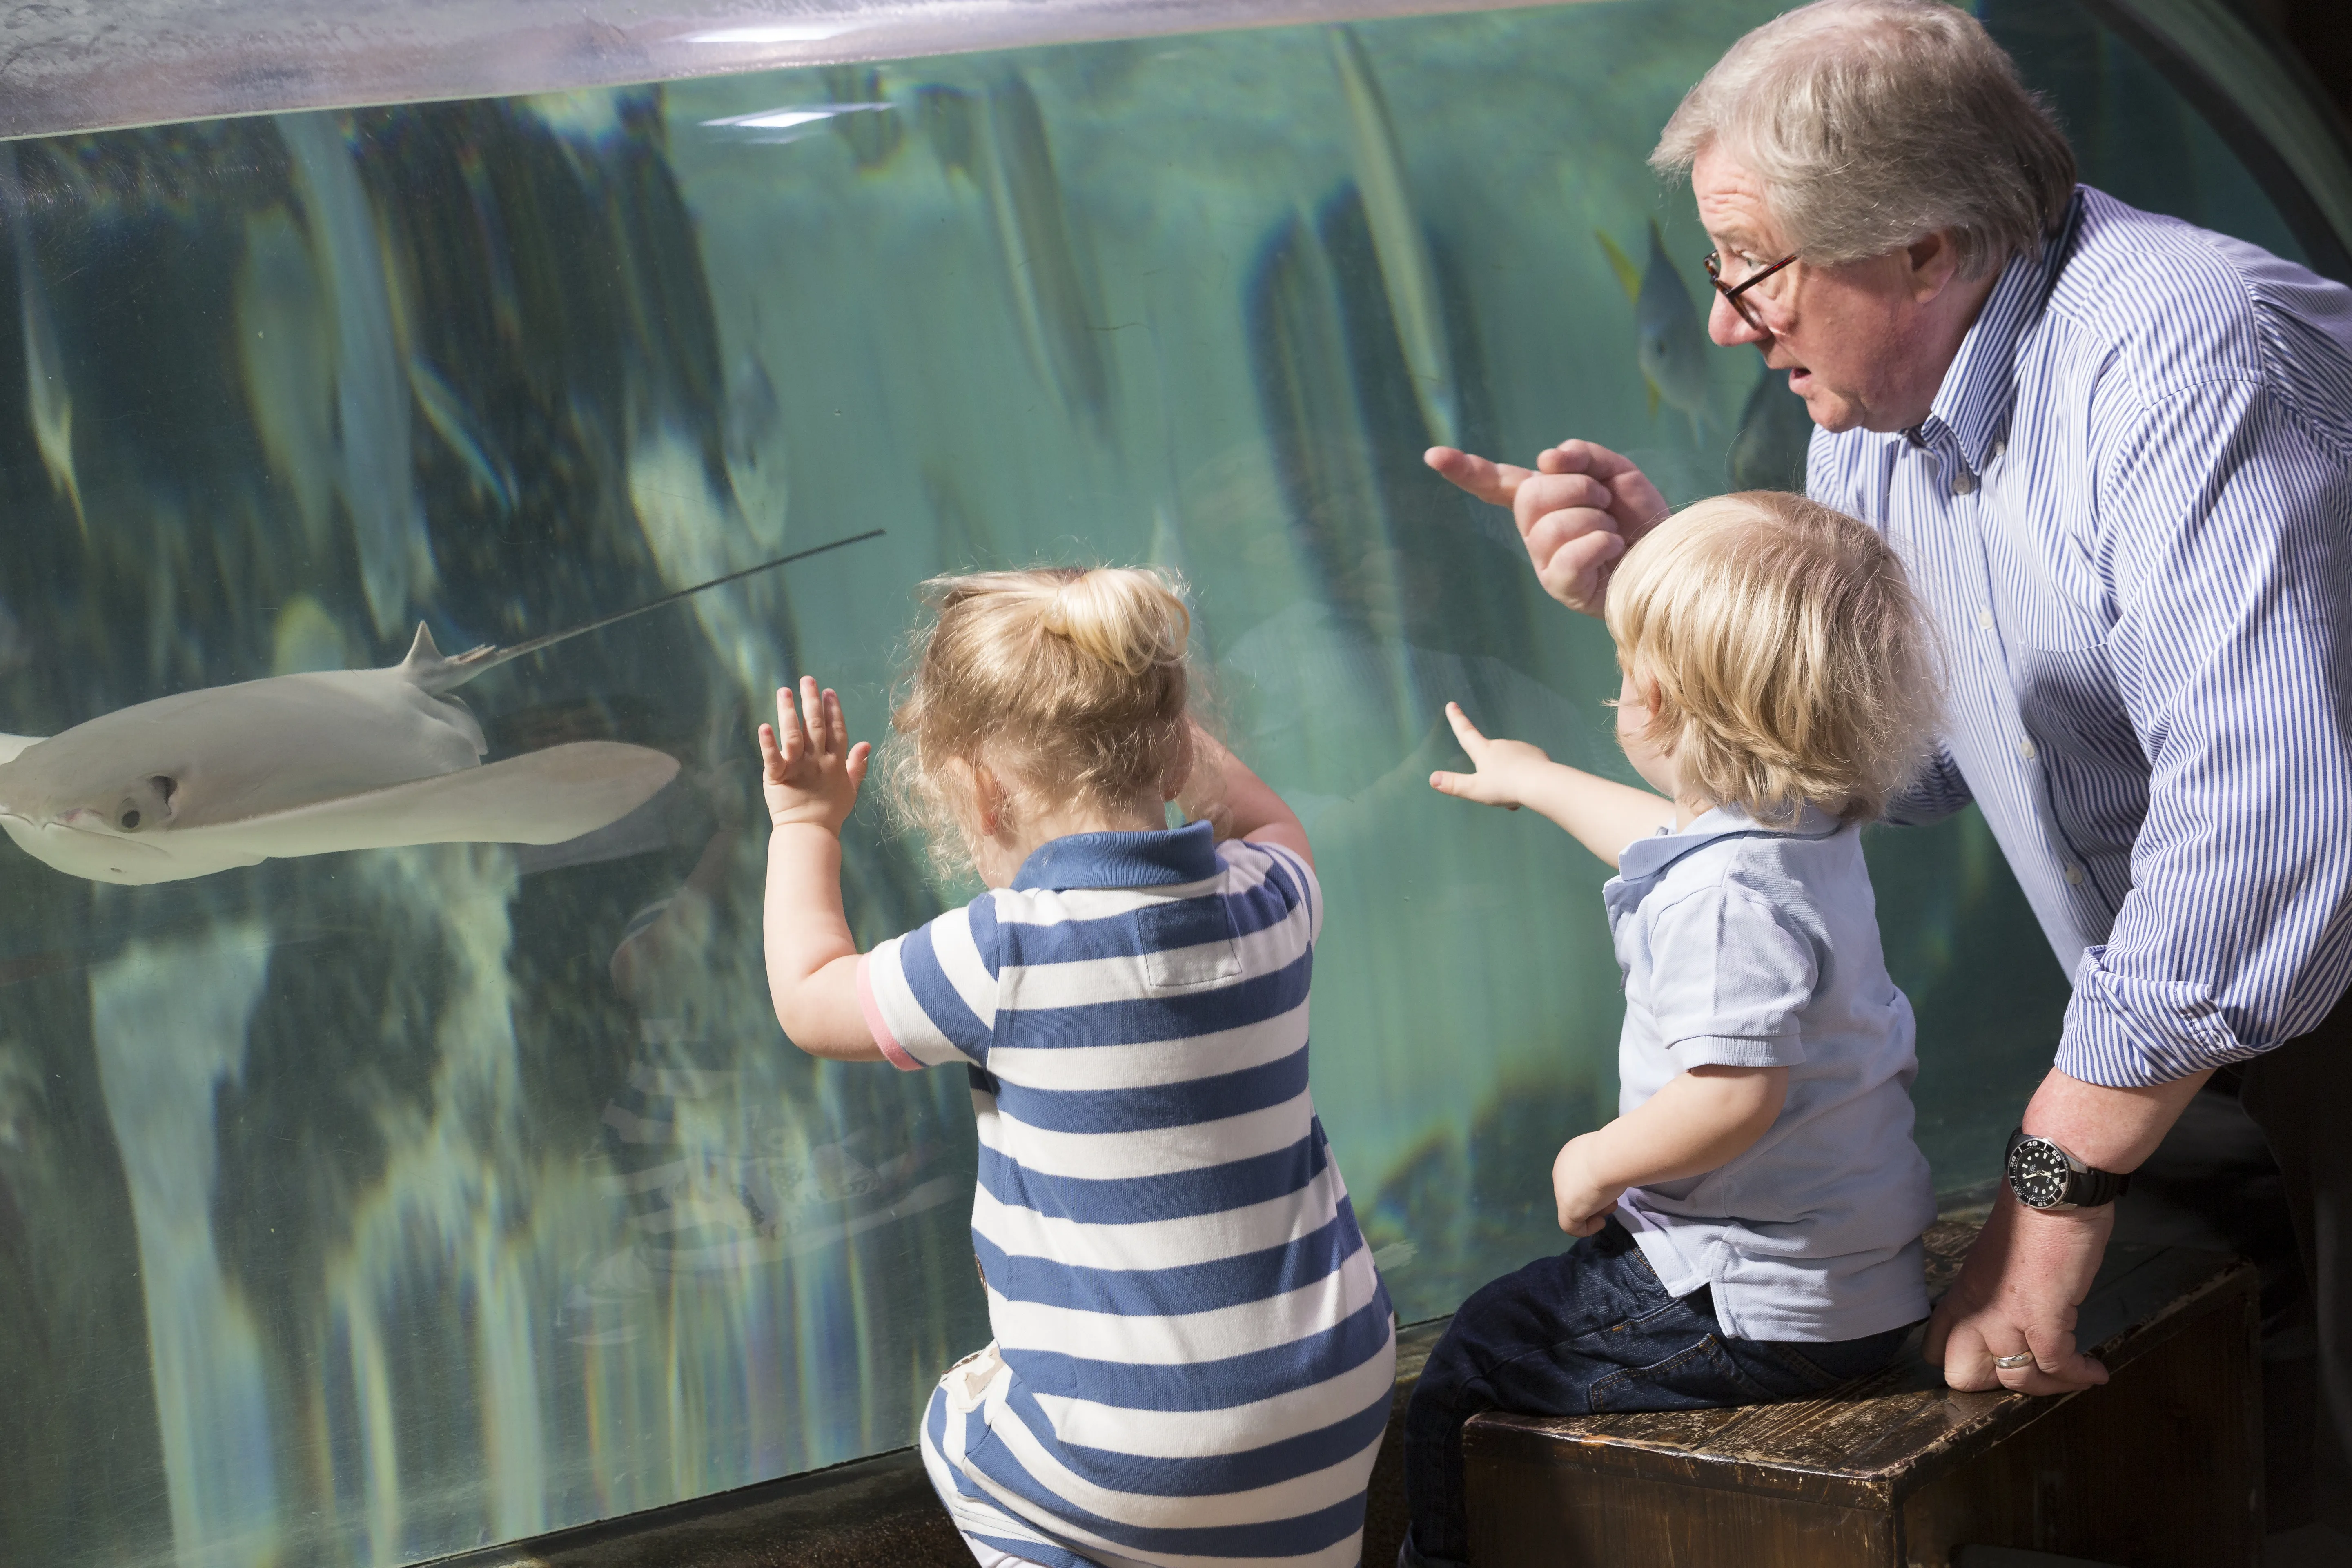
[1915,187,2087,474]
[1616,802,1843,884]
[1011,819,1219,891]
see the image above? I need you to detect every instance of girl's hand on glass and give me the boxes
[758,676,871,833]
[1552,1133,1624,1237]
[1429,702,1548,810]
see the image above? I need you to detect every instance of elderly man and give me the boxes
[1431,0,2352,1541]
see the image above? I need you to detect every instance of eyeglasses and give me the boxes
[1704,249,1799,329]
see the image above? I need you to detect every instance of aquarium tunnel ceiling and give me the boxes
[7,0,2345,267]
[0,0,1568,141]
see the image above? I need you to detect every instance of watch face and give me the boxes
[2007,1137,2073,1209]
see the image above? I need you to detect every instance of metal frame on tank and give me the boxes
[0,0,2341,257]
[0,0,1566,142]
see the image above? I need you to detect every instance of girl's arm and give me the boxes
[760,677,885,1062]
[1429,702,1673,866]
[1548,1065,1791,1234]
[1186,726,1314,869]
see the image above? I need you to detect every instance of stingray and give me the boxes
[0,530,882,885]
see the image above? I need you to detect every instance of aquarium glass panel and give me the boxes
[0,3,2323,1564]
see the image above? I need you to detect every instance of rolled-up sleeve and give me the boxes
[1882,742,1975,827]
[1644,886,1818,1069]
[2057,380,2352,1087]
[856,895,1001,1071]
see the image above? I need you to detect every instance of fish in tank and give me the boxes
[0,1,2333,1564]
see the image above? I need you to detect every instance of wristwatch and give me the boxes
[2005,1127,2132,1211]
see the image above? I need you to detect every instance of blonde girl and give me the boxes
[759,566,1395,1568]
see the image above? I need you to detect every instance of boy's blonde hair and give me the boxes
[1604,491,1940,824]
[889,566,1195,866]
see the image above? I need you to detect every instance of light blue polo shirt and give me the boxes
[1606,805,1935,1343]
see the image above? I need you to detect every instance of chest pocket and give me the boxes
[2011,640,2147,770]
[1136,895,1244,993]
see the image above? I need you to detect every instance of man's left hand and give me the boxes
[1924,1189,2113,1395]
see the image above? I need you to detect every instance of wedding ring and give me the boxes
[1991,1352,2036,1370]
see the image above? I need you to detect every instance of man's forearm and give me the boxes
[2020,1065,2214,1172]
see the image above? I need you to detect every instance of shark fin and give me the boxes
[56,399,84,537]
[401,622,442,669]
[397,621,498,692]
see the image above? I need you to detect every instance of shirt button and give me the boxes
[1951,471,1978,495]
[2018,737,2038,762]
[1976,606,1995,631]
[2063,863,2085,887]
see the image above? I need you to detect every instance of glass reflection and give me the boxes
[0,2,2316,1564]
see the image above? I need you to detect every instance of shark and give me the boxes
[279,110,424,641]
[0,529,882,885]
[1330,26,1460,451]
[0,150,85,536]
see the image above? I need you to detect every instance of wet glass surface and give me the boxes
[0,3,2318,1564]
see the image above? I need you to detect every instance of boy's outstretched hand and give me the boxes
[1429,702,1551,811]
[760,676,871,834]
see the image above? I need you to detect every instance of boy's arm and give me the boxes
[1430,702,1673,866]
[1186,726,1313,869]
[1551,1065,1791,1235]
[760,677,886,1062]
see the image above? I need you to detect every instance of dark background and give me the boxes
[2240,0,2352,125]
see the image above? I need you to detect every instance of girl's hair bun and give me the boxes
[1038,569,1192,675]
[889,564,1198,872]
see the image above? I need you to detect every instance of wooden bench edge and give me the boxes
[1462,1246,2257,1511]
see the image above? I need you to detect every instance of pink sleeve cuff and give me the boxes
[855,952,921,1071]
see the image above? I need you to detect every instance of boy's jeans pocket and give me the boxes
[1589,1331,1774,1412]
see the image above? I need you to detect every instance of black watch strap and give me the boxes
[2006,1126,2133,1209]
[2068,1163,2131,1207]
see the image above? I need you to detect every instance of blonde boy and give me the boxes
[1400,491,1942,1568]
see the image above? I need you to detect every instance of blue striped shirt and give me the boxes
[858,821,1395,1567]
[1809,186,2352,1089]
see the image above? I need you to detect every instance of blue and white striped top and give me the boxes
[1810,186,2352,1089]
[859,820,1396,1567]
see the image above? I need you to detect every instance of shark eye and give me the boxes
[118,807,141,831]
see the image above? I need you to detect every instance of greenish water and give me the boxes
[0,3,2309,1564]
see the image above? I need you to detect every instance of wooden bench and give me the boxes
[1459,1219,2262,1568]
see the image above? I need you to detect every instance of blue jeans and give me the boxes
[1400,1218,1915,1568]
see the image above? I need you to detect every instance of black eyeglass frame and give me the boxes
[1704,249,1799,326]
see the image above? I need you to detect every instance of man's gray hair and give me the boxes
[1651,0,2076,278]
